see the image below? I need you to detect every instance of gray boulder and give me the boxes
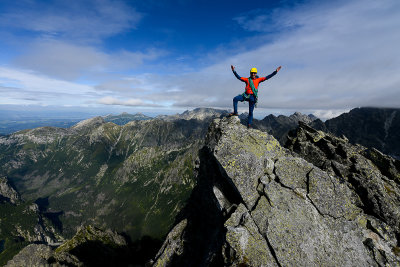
[5,244,54,267]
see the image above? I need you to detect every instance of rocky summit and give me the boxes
[153,116,400,266]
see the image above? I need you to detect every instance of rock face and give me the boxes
[5,225,131,267]
[320,107,400,159]
[251,112,317,145]
[286,122,400,234]
[153,117,400,266]
[0,193,61,266]
[0,177,20,204]
[5,244,53,267]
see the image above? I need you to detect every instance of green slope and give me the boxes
[0,117,209,242]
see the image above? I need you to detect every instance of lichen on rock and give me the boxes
[153,117,400,266]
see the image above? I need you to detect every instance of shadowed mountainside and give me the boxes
[0,114,221,264]
[314,107,400,159]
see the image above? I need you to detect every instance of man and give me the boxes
[229,65,282,128]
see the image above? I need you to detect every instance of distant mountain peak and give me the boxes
[308,113,318,120]
[156,108,229,121]
[102,112,152,125]
[289,111,316,123]
[72,116,105,130]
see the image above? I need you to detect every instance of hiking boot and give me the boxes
[228,112,238,117]
[247,124,251,129]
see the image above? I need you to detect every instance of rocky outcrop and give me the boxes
[5,244,53,267]
[6,225,130,267]
[0,177,20,204]
[153,117,400,266]
[0,200,61,265]
[286,122,400,234]
[251,112,317,145]
[321,107,400,159]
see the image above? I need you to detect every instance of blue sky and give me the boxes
[0,0,399,119]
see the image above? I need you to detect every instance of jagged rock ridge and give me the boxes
[313,107,400,159]
[249,111,318,145]
[153,117,400,266]
[286,121,400,234]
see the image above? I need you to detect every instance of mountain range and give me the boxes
[103,112,152,125]
[1,107,400,266]
[0,113,223,265]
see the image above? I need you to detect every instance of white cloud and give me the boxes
[0,66,162,107]
[0,66,99,105]
[2,0,399,116]
[13,41,107,80]
[13,40,166,80]
[312,109,351,121]
[1,1,164,84]
[0,0,142,41]
[0,66,94,94]
[97,96,160,107]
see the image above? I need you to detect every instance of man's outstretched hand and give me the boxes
[231,65,235,71]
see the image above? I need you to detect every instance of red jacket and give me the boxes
[239,77,267,95]
[233,70,277,95]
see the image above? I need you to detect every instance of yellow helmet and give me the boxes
[250,67,258,73]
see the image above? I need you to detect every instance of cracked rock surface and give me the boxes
[153,117,400,266]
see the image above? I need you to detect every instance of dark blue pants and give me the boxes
[233,94,256,125]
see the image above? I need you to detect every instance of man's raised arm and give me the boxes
[231,65,243,81]
[264,66,282,80]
